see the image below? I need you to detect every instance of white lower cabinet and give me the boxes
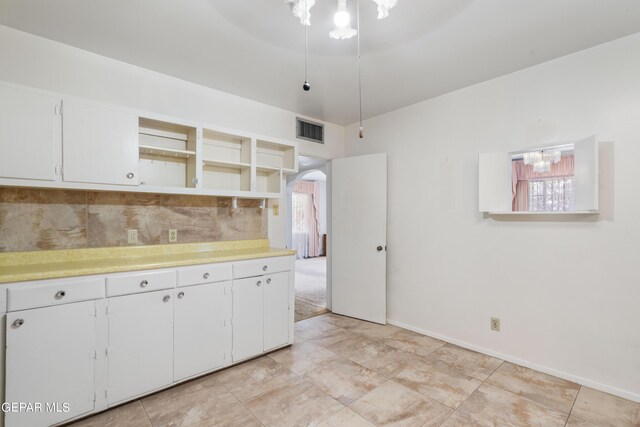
[5,301,97,427]
[264,272,291,351]
[174,281,232,381]
[232,276,265,361]
[232,271,290,362]
[107,290,174,405]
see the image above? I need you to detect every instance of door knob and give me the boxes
[377,246,383,252]
[13,319,24,328]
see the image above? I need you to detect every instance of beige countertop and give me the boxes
[0,240,296,284]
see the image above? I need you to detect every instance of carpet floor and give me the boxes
[294,257,328,322]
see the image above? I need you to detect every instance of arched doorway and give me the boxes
[286,164,328,321]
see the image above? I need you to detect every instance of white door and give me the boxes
[174,281,231,381]
[574,135,599,211]
[232,276,263,362]
[0,84,58,181]
[331,153,387,324]
[108,290,173,405]
[5,301,96,427]
[62,99,139,186]
[263,272,290,351]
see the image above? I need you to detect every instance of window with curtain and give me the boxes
[292,193,312,233]
[528,177,575,212]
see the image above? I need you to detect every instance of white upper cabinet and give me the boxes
[0,84,58,181]
[62,99,139,186]
[574,135,599,212]
[5,301,97,427]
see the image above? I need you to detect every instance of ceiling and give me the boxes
[1,0,640,125]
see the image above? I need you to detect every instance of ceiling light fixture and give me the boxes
[330,0,357,40]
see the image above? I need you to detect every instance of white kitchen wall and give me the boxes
[0,25,345,247]
[345,33,640,401]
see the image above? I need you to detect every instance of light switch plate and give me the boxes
[127,230,138,244]
[169,229,178,243]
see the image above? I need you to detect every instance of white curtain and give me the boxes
[292,192,313,259]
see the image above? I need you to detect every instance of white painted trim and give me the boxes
[387,318,640,403]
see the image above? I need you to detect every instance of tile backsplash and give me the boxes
[0,188,267,252]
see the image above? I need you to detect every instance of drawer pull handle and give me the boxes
[266,278,272,284]
[178,292,185,299]
[55,290,66,299]
[163,295,171,303]
[263,265,268,272]
[203,273,210,280]
[140,280,149,288]
[13,319,24,328]
[257,280,262,287]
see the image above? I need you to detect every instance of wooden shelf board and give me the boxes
[139,145,195,158]
[202,159,251,169]
[256,165,281,172]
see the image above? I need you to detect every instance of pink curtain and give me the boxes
[512,155,574,210]
[293,181,320,257]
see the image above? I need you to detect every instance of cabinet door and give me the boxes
[263,272,290,351]
[108,290,173,405]
[0,84,58,181]
[174,281,231,381]
[232,276,264,362]
[62,99,139,186]
[5,301,96,427]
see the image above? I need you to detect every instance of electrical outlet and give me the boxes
[491,317,501,332]
[127,229,138,244]
[168,229,178,243]
[273,203,279,216]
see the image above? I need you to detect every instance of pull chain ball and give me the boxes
[303,80,311,91]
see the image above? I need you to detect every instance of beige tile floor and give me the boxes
[71,313,640,427]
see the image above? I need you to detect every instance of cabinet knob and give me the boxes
[140,280,148,288]
[263,265,268,272]
[266,278,272,284]
[55,290,66,299]
[377,246,383,252]
[12,319,24,328]
[127,172,135,179]
[257,280,262,287]
[178,292,185,299]
[203,273,210,280]
[163,295,171,303]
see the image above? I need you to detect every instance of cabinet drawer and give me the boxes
[233,256,292,279]
[7,276,105,312]
[106,270,176,297]
[177,263,232,288]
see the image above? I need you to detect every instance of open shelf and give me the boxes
[138,118,197,188]
[256,139,296,172]
[256,167,282,194]
[202,163,251,192]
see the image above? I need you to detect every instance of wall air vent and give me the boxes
[296,118,324,144]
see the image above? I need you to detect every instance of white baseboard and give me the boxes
[387,318,640,403]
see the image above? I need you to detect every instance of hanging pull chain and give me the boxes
[303,0,311,91]
[357,0,363,138]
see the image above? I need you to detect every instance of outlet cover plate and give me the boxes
[169,229,178,243]
[491,317,501,332]
[127,230,138,244]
